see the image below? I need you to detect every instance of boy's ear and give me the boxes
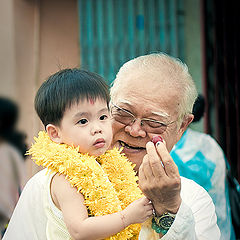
[46,124,62,143]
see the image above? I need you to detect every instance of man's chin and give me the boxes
[112,140,146,168]
[121,146,145,171]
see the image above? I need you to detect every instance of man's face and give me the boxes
[111,71,187,172]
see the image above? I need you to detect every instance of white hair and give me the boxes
[110,53,198,120]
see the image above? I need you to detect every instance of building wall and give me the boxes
[0,0,203,176]
[38,0,80,82]
[0,0,79,177]
[0,0,17,100]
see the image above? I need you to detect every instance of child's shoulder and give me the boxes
[22,168,56,195]
[51,173,85,212]
[27,168,49,186]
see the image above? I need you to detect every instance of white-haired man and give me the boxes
[110,53,220,239]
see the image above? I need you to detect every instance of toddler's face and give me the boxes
[58,98,112,156]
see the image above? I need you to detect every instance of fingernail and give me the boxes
[152,136,163,146]
[156,141,162,146]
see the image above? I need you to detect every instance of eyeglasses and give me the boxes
[110,103,177,134]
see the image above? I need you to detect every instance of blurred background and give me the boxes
[0,0,239,181]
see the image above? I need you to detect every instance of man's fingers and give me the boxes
[155,140,179,178]
[146,141,165,178]
[141,154,155,180]
[138,159,147,182]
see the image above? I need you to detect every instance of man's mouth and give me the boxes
[119,140,145,150]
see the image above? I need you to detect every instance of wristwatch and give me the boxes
[152,212,176,235]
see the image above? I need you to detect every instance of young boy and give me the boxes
[3,69,153,240]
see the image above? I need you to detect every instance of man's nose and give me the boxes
[125,118,146,138]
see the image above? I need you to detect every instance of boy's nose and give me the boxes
[94,129,102,134]
[91,124,103,135]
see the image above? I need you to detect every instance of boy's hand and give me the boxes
[122,196,153,226]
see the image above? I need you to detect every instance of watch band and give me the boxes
[151,212,176,235]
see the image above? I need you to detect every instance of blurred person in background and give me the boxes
[170,94,235,240]
[0,97,27,239]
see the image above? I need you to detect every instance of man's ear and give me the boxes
[46,124,62,143]
[177,114,194,141]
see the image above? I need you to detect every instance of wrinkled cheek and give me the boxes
[112,120,121,132]
[162,130,177,152]
[110,121,120,148]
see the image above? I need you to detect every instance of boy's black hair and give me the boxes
[35,68,110,127]
[192,94,205,123]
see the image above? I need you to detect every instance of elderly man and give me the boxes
[110,53,220,239]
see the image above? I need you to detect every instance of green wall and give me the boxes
[184,0,204,132]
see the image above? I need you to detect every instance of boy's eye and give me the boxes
[100,114,108,120]
[77,119,88,125]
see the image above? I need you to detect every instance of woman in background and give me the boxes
[0,97,27,239]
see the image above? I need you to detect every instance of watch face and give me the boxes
[159,215,175,230]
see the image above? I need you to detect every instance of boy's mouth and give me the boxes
[94,138,105,148]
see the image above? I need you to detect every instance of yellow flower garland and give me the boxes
[27,131,143,240]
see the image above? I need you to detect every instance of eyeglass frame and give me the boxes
[110,102,178,133]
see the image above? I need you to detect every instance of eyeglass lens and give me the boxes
[111,106,167,134]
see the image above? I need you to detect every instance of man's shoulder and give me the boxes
[180,176,206,191]
[180,176,213,205]
[180,176,199,189]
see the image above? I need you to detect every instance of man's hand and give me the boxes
[138,141,182,216]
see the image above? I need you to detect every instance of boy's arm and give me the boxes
[52,174,152,240]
